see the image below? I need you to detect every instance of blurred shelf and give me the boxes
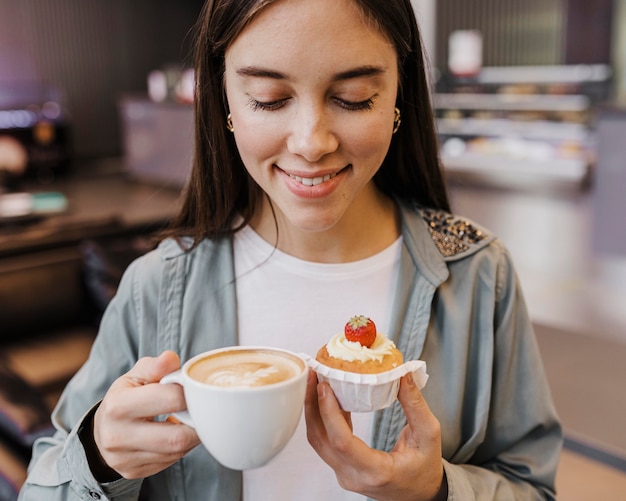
[434,93,590,112]
[436,117,589,142]
[432,65,610,190]
[442,152,589,184]
[476,64,612,85]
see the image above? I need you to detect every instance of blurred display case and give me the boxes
[0,82,72,188]
[434,64,612,189]
[118,95,193,188]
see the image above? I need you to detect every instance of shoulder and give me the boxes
[397,201,504,286]
[398,203,520,303]
[417,207,495,261]
[405,206,497,262]
[156,236,233,262]
[117,237,233,291]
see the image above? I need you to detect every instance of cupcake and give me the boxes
[306,315,428,413]
[315,315,403,373]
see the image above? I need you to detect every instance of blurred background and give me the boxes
[0,1,625,499]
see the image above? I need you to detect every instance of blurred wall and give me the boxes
[614,0,626,103]
[0,0,202,161]
[434,0,614,71]
[410,0,436,65]
[435,0,567,68]
[564,0,613,64]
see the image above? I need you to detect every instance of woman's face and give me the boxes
[224,0,398,238]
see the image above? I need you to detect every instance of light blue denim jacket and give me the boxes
[19,202,562,501]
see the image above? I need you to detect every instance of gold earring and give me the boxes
[392,107,401,134]
[226,113,234,132]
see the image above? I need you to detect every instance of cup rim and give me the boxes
[182,345,308,391]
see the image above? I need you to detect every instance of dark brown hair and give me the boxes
[166,0,449,243]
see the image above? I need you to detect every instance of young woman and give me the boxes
[19,0,562,500]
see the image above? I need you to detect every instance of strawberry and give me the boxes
[344,315,377,348]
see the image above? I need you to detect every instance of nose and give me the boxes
[286,104,339,162]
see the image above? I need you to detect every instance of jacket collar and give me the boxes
[397,200,449,288]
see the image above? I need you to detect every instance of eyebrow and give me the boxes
[332,66,386,81]
[235,65,386,81]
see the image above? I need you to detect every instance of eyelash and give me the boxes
[249,98,287,111]
[335,97,375,111]
[248,97,375,112]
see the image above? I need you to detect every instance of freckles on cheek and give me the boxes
[234,123,279,164]
[346,124,393,160]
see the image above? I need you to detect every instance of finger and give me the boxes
[315,383,369,459]
[104,381,188,419]
[102,420,200,456]
[304,381,344,470]
[304,370,320,413]
[96,420,200,478]
[122,351,181,387]
[304,374,353,444]
[316,382,352,437]
[396,374,439,449]
[304,371,325,444]
[314,381,393,493]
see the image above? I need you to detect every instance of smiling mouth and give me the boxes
[285,165,349,186]
[288,172,336,186]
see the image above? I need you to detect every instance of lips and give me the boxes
[282,165,349,187]
[287,172,336,186]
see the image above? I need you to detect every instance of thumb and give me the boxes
[125,350,181,387]
[398,374,431,414]
[396,374,439,448]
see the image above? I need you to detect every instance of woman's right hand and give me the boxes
[92,351,201,479]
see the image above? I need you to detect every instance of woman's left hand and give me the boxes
[304,372,447,501]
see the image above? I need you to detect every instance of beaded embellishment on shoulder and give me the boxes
[421,208,488,258]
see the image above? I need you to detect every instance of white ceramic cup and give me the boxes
[160,346,308,470]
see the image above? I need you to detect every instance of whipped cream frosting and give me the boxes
[326,332,397,362]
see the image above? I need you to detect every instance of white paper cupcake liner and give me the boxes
[302,355,428,413]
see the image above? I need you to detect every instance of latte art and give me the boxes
[204,363,282,387]
[188,349,303,388]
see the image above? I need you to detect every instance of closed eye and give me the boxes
[248,98,290,111]
[333,97,375,111]
[248,96,375,112]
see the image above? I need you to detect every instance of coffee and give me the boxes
[161,346,308,469]
[188,348,303,388]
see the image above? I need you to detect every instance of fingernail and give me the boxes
[318,383,327,399]
[405,374,415,386]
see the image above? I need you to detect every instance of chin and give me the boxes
[276,209,339,234]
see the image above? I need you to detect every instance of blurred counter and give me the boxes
[0,158,183,356]
[0,159,182,258]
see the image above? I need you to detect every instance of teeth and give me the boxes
[289,172,336,186]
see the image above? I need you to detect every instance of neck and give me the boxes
[250,190,400,263]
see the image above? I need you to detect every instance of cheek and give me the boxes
[233,120,283,168]
[344,120,393,168]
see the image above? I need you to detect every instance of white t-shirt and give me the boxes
[234,225,402,501]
